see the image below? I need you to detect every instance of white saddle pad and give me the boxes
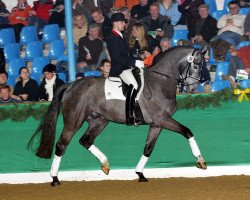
[105,77,126,100]
[104,76,144,101]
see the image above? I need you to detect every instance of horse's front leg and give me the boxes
[161,116,207,170]
[136,126,162,182]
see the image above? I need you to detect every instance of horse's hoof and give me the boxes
[196,156,207,170]
[136,172,149,182]
[101,161,110,175]
[51,176,61,187]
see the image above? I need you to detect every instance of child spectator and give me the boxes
[0,85,20,103]
[99,59,111,78]
[13,67,39,101]
[38,64,65,101]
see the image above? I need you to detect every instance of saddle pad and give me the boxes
[105,77,126,100]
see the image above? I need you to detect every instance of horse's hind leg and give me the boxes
[50,123,83,186]
[161,117,207,170]
[79,113,110,175]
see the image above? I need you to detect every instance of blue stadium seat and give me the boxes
[30,74,43,85]
[4,43,20,62]
[210,10,228,20]
[57,72,66,82]
[211,80,231,92]
[204,0,217,13]
[23,41,43,61]
[84,70,101,77]
[31,57,49,75]
[239,8,250,15]
[0,28,15,47]
[239,79,250,88]
[47,39,65,60]
[171,29,188,46]
[7,58,26,76]
[19,26,38,45]
[42,24,61,44]
[215,62,229,81]
[236,41,250,49]
[223,0,232,12]
[6,75,18,87]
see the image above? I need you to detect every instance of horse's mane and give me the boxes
[148,46,194,69]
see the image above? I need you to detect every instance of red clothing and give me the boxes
[9,5,31,26]
[236,46,250,69]
[31,0,54,21]
[114,0,140,10]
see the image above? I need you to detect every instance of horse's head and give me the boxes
[178,46,207,93]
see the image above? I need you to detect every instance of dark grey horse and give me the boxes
[29,46,207,186]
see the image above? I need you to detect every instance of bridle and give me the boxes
[152,49,203,88]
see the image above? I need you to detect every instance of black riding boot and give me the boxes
[126,85,135,125]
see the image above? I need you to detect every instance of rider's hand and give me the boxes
[135,60,144,69]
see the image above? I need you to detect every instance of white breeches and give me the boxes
[119,68,138,90]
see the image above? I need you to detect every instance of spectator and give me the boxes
[75,72,84,80]
[0,0,10,25]
[99,59,111,78]
[38,64,65,101]
[244,12,250,36]
[114,0,140,10]
[72,14,88,47]
[189,4,218,48]
[0,48,5,72]
[48,0,65,28]
[129,23,159,58]
[0,70,8,87]
[131,0,151,20]
[13,67,39,101]
[140,2,174,41]
[0,85,20,103]
[236,0,250,7]
[91,7,112,41]
[7,0,31,42]
[72,0,95,23]
[158,0,181,26]
[119,6,138,43]
[177,0,204,31]
[210,1,246,61]
[28,0,54,30]
[77,23,104,73]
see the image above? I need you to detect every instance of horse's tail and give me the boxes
[28,84,70,159]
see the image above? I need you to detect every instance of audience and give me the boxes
[77,23,104,73]
[0,85,20,103]
[131,0,151,20]
[0,0,9,25]
[13,67,39,101]
[210,0,246,61]
[140,2,174,41]
[114,0,140,10]
[189,4,218,48]
[236,0,250,7]
[119,6,138,43]
[28,0,54,30]
[91,7,112,41]
[99,59,111,78]
[158,0,181,26]
[48,0,65,28]
[0,70,8,87]
[38,64,65,101]
[72,0,95,23]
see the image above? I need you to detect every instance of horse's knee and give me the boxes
[55,139,68,156]
[182,127,193,139]
[79,134,92,149]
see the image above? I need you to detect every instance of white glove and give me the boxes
[135,60,144,69]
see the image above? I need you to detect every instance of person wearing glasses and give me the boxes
[209,0,246,61]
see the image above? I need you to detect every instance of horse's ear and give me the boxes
[187,55,194,63]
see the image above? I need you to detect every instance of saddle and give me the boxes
[105,68,145,126]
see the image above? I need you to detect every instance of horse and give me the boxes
[29,46,207,186]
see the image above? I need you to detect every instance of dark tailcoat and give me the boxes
[107,30,136,77]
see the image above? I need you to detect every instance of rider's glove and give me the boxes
[135,60,144,69]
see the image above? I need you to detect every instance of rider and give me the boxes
[106,13,144,125]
